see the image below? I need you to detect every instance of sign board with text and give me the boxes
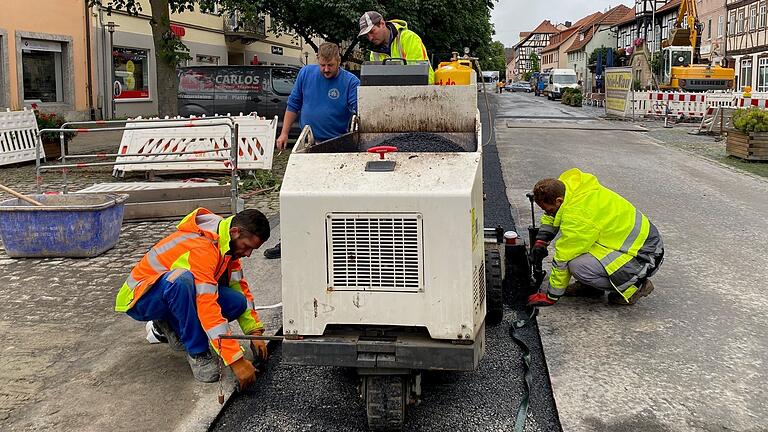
[605,67,633,117]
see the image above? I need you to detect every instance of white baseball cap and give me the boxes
[358,11,383,37]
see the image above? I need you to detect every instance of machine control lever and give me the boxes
[367,146,398,159]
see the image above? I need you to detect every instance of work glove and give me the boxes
[230,357,256,391]
[249,329,269,365]
[527,292,558,307]
[530,240,549,265]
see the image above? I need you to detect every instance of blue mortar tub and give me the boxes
[0,193,129,258]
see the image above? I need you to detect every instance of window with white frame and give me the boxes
[758,58,768,92]
[21,39,63,103]
[738,9,745,33]
[761,2,767,28]
[741,58,753,88]
[718,15,724,37]
[707,19,712,40]
[750,5,757,30]
[729,11,736,34]
[113,47,150,99]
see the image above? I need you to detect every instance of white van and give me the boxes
[544,68,580,100]
[479,70,499,92]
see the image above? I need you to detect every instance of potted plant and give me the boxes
[32,107,75,160]
[726,107,768,160]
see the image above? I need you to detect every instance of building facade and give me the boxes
[0,0,95,119]
[95,4,305,118]
[566,5,631,91]
[698,0,728,63]
[727,0,768,91]
[541,12,603,72]
[513,21,559,78]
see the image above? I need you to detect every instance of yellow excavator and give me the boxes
[659,0,735,91]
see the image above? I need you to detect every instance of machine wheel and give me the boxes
[365,375,407,431]
[485,248,504,325]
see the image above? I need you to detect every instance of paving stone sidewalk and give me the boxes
[0,131,288,431]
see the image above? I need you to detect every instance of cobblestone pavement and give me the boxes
[0,130,288,430]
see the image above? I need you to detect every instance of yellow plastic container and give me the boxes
[435,60,473,86]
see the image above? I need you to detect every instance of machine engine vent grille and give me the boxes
[474,262,485,311]
[326,213,423,292]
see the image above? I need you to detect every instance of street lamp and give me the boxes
[106,21,119,119]
[303,51,309,65]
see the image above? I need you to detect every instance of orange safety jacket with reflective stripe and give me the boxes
[115,208,263,365]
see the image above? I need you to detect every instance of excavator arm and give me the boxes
[673,0,700,50]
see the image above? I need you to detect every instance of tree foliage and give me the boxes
[480,41,506,79]
[245,0,497,64]
[529,52,540,73]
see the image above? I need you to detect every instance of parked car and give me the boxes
[505,81,531,92]
[177,65,301,135]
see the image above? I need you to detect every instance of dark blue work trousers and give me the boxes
[127,270,246,356]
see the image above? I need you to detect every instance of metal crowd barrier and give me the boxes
[35,116,241,214]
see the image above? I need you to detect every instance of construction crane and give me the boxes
[658,0,735,91]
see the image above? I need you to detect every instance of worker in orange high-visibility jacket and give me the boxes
[115,208,270,387]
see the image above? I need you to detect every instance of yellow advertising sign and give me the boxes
[605,67,633,117]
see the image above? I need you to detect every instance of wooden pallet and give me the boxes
[726,130,768,161]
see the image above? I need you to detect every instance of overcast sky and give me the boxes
[490,1,632,47]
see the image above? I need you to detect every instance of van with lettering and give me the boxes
[177,65,301,134]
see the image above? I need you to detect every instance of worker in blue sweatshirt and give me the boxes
[266,42,359,259]
[274,42,360,150]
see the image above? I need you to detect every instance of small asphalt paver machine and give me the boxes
[278,63,507,430]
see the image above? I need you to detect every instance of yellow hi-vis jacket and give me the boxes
[369,20,435,84]
[115,208,263,365]
[539,168,664,301]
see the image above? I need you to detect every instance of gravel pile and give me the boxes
[378,133,468,153]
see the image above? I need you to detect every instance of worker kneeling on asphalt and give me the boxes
[115,208,270,388]
[527,168,664,307]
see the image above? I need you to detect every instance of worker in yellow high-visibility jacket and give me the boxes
[358,11,434,84]
[527,168,664,306]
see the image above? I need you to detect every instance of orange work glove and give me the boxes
[230,357,256,391]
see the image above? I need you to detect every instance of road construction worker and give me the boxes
[115,208,270,388]
[497,80,505,94]
[266,42,360,260]
[358,10,434,84]
[526,168,664,307]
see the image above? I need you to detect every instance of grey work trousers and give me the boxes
[568,253,614,290]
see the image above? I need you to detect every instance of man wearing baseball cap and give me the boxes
[358,11,434,84]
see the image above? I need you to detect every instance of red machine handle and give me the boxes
[367,146,398,160]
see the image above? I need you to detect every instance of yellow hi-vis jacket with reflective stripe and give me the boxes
[115,208,263,365]
[369,20,435,84]
[539,168,663,301]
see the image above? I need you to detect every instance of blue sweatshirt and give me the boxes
[286,65,360,142]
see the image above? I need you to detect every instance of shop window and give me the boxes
[113,47,150,99]
[196,54,220,65]
[21,39,63,102]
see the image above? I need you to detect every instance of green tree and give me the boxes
[250,0,496,64]
[529,52,540,73]
[480,41,506,79]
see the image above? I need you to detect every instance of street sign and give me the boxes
[605,67,632,118]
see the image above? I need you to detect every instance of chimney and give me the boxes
[565,21,572,27]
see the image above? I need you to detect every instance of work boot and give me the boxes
[263,242,281,259]
[186,351,220,383]
[152,320,184,352]
[609,279,655,305]
[564,281,605,298]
